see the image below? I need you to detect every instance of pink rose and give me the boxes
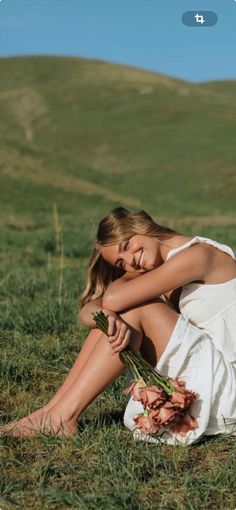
[170,390,196,410]
[140,386,167,409]
[170,379,187,391]
[123,380,146,401]
[156,402,178,426]
[133,413,160,435]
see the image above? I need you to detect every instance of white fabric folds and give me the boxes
[123,236,236,445]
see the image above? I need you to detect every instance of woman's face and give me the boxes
[100,235,162,273]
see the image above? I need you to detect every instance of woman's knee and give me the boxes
[119,297,166,329]
[121,298,179,339]
[119,306,142,331]
[139,297,178,321]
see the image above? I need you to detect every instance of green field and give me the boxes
[0,56,236,509]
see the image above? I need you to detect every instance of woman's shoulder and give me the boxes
[166,235,235,262]
[166,236,236,284]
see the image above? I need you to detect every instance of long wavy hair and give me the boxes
[79,207,177,308]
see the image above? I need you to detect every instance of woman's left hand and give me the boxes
[103,309,132,354]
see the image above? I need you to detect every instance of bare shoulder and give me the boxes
[167,242,236,283]
[165,243,213,282]
[180,242,234,263]
[169,242,213,264]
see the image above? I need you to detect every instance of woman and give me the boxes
[1,207,236,444]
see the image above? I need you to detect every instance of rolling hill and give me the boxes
[0,56,235,248]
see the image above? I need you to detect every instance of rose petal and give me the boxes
[141,386,167,409]
[170,391,187,408]
[149,408,161,422]
[157,402,178,426]
[123,381,136,396]
[170,379,186,391]
[123,381,146,401]
[133,413,160,435]
[170,390,196,409]
[171,414,199,436]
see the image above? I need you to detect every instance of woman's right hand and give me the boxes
[102,310,132,354]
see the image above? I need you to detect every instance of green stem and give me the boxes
[122,351,143,380]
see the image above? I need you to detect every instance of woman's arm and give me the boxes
[78,296,133,353]
[78,271,140,327]
[79,299,103,328]
[102,244,211,312]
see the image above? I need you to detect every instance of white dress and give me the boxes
[123,236,236,445]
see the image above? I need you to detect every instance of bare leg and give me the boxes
[1,328,127,435]
[42,328,104,411]
[1,299,179,437]
[45,298,174,408]
[139,298,179,365]
[1,328,105,430]
[0,322,142,437]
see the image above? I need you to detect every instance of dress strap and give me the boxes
[166,236,236,261]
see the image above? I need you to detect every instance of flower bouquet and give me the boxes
[93,310,198,438]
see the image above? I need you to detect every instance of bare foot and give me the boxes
[0,408,77,438]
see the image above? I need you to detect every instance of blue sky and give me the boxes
[0,0,235,82]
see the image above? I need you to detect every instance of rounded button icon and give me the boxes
[182,11,218,27]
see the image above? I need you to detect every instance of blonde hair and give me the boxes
[79,207,177,308]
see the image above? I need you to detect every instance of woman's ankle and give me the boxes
[46,401,81,424]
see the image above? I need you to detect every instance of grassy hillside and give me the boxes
[0,57,236,510]
[1,56,236,222]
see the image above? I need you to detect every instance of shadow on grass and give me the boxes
[78,410,124,431]
[1,411,233,443]
[194,433,233,446]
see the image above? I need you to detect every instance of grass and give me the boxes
[0,55,236,509]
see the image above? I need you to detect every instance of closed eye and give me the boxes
[116,241,129,269]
